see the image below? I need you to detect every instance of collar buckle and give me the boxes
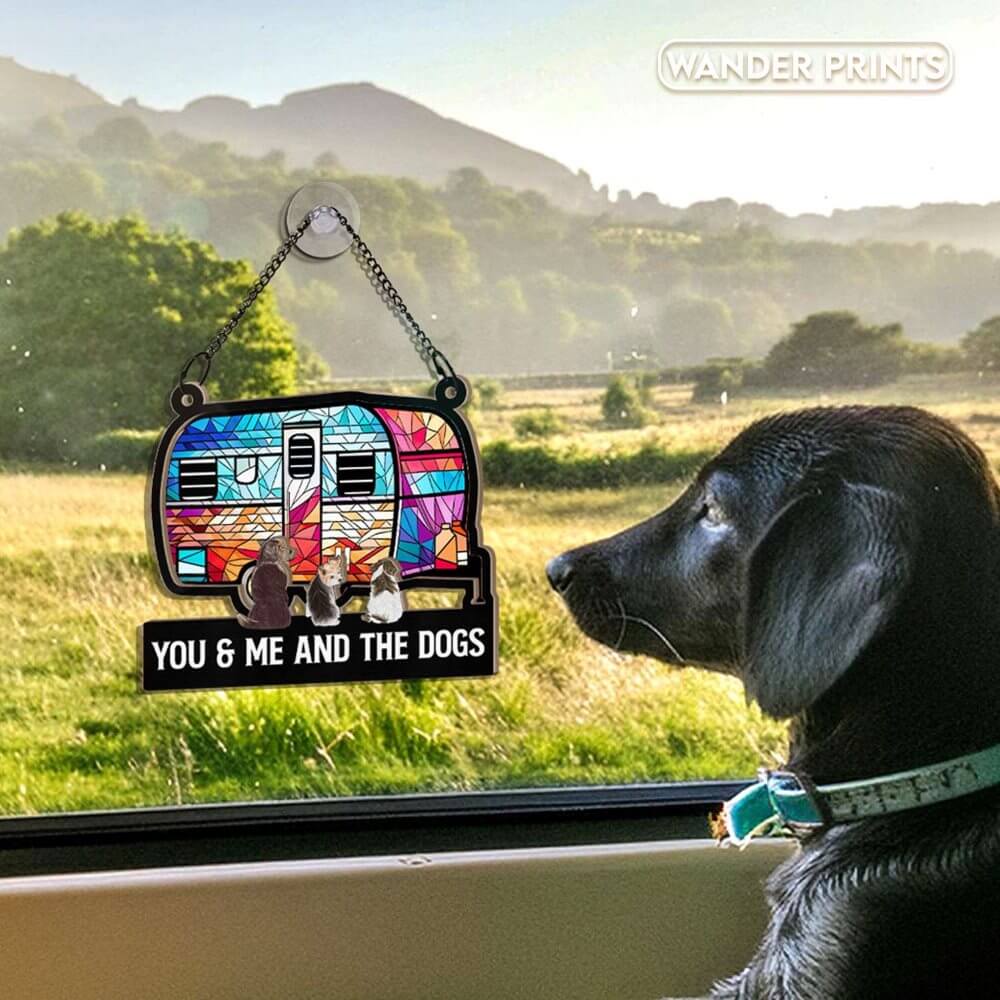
[765,769,831,830]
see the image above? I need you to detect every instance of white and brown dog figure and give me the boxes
[362,557,406,624]
[306,548,348,627]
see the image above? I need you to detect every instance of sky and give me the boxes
[6,0,1000,215]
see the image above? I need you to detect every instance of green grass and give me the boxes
[5,371,1000,816]
[0,470,784,814]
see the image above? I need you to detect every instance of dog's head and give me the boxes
[259,535,295,566]
[548,406,1000,719]
[371,557,403,583]
[317,549,348,587]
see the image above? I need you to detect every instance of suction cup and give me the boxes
[284,181,360,259]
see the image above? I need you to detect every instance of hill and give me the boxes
[0,56,106,125]
[4,56,1000,378]
[6,55,1000,251]
[0,56,597,210]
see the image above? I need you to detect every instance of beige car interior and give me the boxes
[0,837,792,1000]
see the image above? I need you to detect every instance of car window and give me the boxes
[0,16,989,818]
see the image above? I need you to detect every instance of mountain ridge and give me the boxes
[49,67,602,212]
[0,55,106,124]
[4,56,1000,251]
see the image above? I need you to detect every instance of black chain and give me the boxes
[178,205,456,388]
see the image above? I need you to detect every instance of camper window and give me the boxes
[234,456,257,484]
[288,434,316,479]
[336,452,376,496]
[178,457,218,501]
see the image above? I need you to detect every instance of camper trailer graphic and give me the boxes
[150,387,492,612]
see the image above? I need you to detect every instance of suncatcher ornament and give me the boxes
[140,197,497,692]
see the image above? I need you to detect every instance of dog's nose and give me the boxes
[546,553,575,593]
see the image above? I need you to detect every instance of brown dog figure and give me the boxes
[237,536,294,630]
[362,557,406,624]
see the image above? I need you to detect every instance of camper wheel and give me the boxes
[233,564,257,615]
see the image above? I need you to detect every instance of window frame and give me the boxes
[0,781,748,878]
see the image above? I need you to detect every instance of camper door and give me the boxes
[282,422,323,578]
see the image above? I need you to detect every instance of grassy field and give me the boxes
[3,373,999,815]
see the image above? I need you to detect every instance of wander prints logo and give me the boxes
[657,41,953,93]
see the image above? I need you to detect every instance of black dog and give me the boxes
[547,406,1000,998]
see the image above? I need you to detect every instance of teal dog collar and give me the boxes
[723,742,1000,846]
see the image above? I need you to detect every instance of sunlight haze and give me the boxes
[5,0,999,214]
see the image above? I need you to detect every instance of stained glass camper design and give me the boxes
[150,389,492,612]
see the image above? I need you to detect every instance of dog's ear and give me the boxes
[743,482,914,718]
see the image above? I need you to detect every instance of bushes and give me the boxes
[77,429,159,471]
[601,373,653,427]
[512,409,565,438]
[476,378,503,409]
[482,439,711,489]
[962,317,1000,372]
[688,312,979,401]
[689,358,769,402]
[690,359,743,402]
[902,341,965,375]
[761,311,907,388]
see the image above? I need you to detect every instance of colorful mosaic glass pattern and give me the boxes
[400,450,465,497]
[397,493,466,574]
[213,455,282,502]
[176,546,208,580]
[286,471,322,578]
[163,399,471,588]
[167,405,391,502]
[167,505,283,582]
[375,408,457,453]
[322,502,395,581]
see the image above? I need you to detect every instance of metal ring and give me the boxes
[434,376,469,409]
[170,381,208,416]
[179,351,212,387]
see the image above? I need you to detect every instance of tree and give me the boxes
[29,114,72,147]
[0,161,105,234]
[762,311,907,388]
[444,167,494,212]
[601,374,651,428]
[175,141,241,182]
[78,117,160,160]
[961,316,1000,371]
[0,212,299,461]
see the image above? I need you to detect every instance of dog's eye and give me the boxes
[698,499,725,526]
